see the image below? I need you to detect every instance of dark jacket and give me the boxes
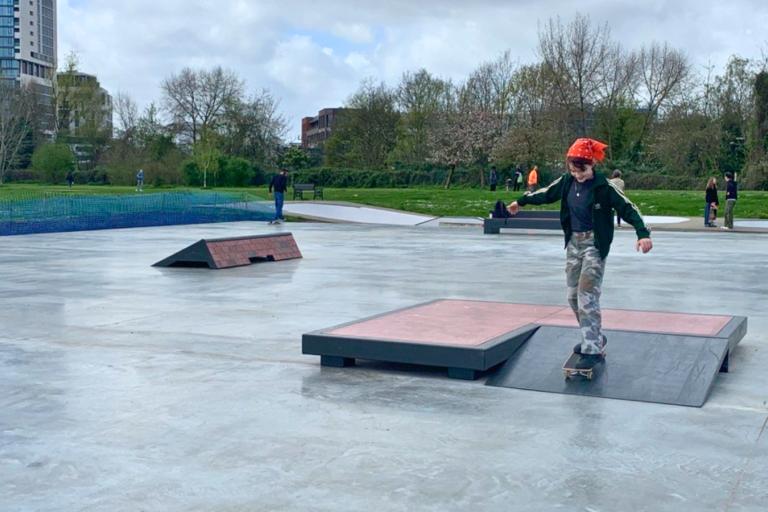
[726,180,738,200]
[269,174,288,193]
[705,187,719,205]
[517,172,650,259]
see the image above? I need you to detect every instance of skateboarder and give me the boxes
[507,138,653,370]
[268,168,289,224]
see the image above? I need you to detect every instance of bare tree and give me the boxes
[220,90,288,165]
[538,14,612,135]
[493,63,561,168]
[461,62,495,113]
[634,42,690,151]
[161,66,243,145]
[465,52,517,122]
[489,51,518,132]
[595,44,637,111]
[0,82,37,184]
[594,44,638,158]
[113,92,139,138]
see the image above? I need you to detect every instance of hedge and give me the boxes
[289,167,736,190]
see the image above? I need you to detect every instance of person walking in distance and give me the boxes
[723,172,738,230]
[489,166,498,191]
[506,138,653,370]
[527,165,539,192]
[268,168,289,224]
[136,168,144,192]
[514,166,524,192]
[609,170,625,226]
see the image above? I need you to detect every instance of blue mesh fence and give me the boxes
[0,191,275,236]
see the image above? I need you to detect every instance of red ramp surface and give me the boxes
[327,301,561,346]
[153,233,302,269]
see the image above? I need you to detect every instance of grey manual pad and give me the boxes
[486,326,730,407]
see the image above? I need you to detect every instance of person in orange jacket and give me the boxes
[527,165,539,192]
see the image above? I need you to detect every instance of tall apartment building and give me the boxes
[0,0,57,129]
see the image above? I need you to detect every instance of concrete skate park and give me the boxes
[1,204,767,511]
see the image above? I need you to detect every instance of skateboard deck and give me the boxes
[562,352,605,380]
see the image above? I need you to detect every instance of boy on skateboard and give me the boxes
[507,138,653,370]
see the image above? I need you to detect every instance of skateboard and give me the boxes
[562,352,605,380]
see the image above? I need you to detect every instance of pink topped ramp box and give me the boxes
[303,300,545,380]
[153,233,302,269]
[302,299,747,406]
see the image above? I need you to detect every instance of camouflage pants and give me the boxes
[565,232,606,355]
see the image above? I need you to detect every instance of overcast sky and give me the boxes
[59,0,768,141]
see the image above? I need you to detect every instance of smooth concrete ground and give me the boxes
[1,222,767,512]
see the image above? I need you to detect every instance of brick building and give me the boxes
[301,108,345,149]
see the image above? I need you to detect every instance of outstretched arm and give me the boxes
[507,175,565,215]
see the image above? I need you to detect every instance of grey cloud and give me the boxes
[59,0,768,139]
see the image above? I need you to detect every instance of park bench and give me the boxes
[484,210,561,234]
[293,183,324,200]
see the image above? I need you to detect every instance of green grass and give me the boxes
[322,187,768,219]
[1,184,765,218]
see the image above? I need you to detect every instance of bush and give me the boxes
[3,169,39,183]
[251,164,269,186]
[290,166,722,190]
[219,157,253,187]
[31,144,75,184]
[182,160,202,186]
[742,160,768,190]
[78,167,110,185]
[291,167,486,188]
[145,159,184,187]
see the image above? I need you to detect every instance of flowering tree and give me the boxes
[429,109,500,188]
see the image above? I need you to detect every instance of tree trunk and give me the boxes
[444,165,455,189]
